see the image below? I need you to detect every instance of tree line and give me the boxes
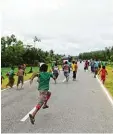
[1,34,64,67]
[78,47,113,62]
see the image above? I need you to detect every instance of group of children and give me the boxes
[1,64,26,89]
[84,60,108,84]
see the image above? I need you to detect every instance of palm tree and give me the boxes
[33,36,41,48]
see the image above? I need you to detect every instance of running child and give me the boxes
[72,61,76,80]
[53,63,60,83]
[17,65,24,89]
[94,59,99,78]
[6,67,15,88]
[98,66,108,84]
[1,72,4,85]
[63,61,70,82]
[29,63,56,124]
[84,60,89,71]
[74,61,78,80]
[72,61,78,81]
[90,60,95,73]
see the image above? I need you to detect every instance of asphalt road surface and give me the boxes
[1,63,113,133]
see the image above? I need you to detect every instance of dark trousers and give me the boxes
[73,71,76,79]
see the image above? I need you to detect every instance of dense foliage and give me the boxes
[1,35,64,67]
[78,47,113,61]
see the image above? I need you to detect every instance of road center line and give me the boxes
[20,107,36,122]
[96,76,113,107]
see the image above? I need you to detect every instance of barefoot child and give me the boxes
[53,63,60,83]
[98,66,108,84]
[72,61,76,81]
[63,61,70,82]
[17,65,24,89]
[29,63,56,124]
[74,61,78,80]
[1,72,4,85]
[6,67,15,88]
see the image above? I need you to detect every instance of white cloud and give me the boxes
[1,0,113,55]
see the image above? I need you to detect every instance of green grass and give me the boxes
[98,66,113,97]
[1,67,39,79]
[1,64,61,89]
[104,66,113,97]
[1,67,39,89]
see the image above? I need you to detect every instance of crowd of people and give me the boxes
[1,64,26,89]
[84,59,108,84]
[1,60,111,125]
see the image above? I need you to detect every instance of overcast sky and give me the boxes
[1,0,113,55]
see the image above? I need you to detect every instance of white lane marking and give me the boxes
[20,107,36,122]
[1,80,30,92]
[96,76,113,107]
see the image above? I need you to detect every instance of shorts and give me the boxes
[38,91,50,105]
[64,72,69,77]
[101,75,105,81]
[53,73,59,79]
[84,66,88,70]
[94,67,98,74]
[17,76,23,85]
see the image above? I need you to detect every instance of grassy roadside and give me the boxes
[104,66,113,97]
[1,67,39,89]
[1,65,62,90]
[98,66,113,97]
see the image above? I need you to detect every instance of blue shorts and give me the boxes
[64,72,69,77]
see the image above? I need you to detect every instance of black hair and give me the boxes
[102,66,105,69]
[40,64,48,72]
[18,65,21,69]
[72,61,75,64]
[55,63,57,66]
[65,61,68,64]
[11,66,14,70]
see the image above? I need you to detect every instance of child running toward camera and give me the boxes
[98,66,108,84]
[29,63,56,125]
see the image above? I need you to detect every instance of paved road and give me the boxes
[1,63,113,133]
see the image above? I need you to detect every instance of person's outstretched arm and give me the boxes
[98,69,102,75]
[30,72,39,84]
[106,70,108,75]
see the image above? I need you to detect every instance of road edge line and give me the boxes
[96,76,113,107]
[20,107,36,122]
[1,79,30,92]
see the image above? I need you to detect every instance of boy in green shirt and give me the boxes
[29,63,56,124]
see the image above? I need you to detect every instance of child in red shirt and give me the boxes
[98,66,108,84]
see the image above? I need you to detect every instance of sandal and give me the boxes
[29,114,35,124]
[43,105,49,109]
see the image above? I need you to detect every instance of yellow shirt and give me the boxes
[72,63,78,71]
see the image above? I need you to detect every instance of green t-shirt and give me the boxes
[9,70,14,78]
[101,62,106,66]
[37,72,53,91]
